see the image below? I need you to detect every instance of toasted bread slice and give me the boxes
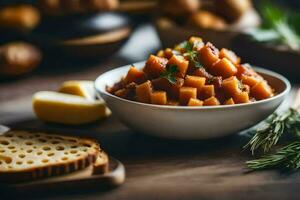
[92,151,109,175]
[0,131,105,183]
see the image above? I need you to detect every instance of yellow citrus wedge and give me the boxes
[58,80,96,100]
[33,91,107,125]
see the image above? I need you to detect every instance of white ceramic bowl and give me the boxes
[95,62,291,140]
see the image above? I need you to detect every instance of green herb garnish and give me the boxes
[180,41,203,68]
[246,141,300,171]
[160,65,179,84]
[249,1,300,51]
[244,109,300,155]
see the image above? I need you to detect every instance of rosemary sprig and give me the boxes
[244,108,300,155]
[246,141,300,171]
[160,64,179,84]
[180,41,203,68]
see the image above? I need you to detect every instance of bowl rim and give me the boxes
[95,61,291,110]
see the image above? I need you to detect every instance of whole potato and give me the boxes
[160,0,200,17]
[0,5,40,31]
[188,11,227,30]
[215,0,252,22]
[0,42,42,77]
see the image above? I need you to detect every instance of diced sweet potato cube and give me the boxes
[222,76,240,97]
[136,81,153,103]
[143,55,168,79]
[234,91,250,104]
[224,98,235,105]
[164,48,174,59]
[167,55,189,78]
[189,36,203,44]
[114,89,127,99]
[241,75,260,87]
[152,77,184,99]
[179,87,197,105]
[184,75,206,95]
[198,42,219,68]
[203,96,220,106]
[156,50,164,57]
[251,81,274,100]
[188,37,204,50]
[199,85,215,99]
[150,91,167,105]
[219,48,240,65]
[187,98,203,106]
[236,64,259,79]
[125,66,147,84]
[211,58,237,78]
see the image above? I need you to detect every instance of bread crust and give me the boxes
[0,131,107,183]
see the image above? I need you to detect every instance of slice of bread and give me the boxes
[0,130,106,183]
[92,151,109,175]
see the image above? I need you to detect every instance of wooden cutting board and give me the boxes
[0,157,125,194]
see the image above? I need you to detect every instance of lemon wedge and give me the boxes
[33,91,107,125]
[58,80,96,100]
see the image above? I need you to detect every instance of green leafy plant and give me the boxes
[249,1,300,51]
[160,64,179,84]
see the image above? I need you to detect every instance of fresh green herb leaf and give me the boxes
[249,1,300,51]
[181,41,203,68]
[246,141,300,171]
[244,109,300,155]
[160,65,179,84]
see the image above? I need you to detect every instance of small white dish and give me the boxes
[95,62,291,140]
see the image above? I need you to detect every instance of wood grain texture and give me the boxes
[1,36,300,199]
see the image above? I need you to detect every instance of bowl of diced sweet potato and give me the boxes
[95,37,290,139]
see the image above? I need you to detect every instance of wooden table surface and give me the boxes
[1,25,300,200]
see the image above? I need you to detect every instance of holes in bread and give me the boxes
[47,152,55,157]
[51,141,60,144]
[8,146,15,149]
[64,152,68,155]
[71,145,78,149]
[68,139,77,143]
[11,150,17,153]
[56,146,64,151]
[42,159,49,163]
[76,154,81,157]
[19,154,25,158]
[38,139,47,143]
[43,146,51,151]
[70,150,78,154]
[17,135,25,139]
[2,157,12,164]
[0,149,5,153]
[82,143,91,148]
[37,151,43,155]
[61,157,68,161]
[25,141,33,145]
[27,160,34,164]
[26,149,33,153]
[16,161,23,165]
[0,140,9,145]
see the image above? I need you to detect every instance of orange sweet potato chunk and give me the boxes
[143,55,168,79]
[179,87,197,105]
[234,91,250,104]
[219,48,240,65]
[125,66,147,84]
[251,81,274,100]
[222,76,240,97]
[211,58,237,78]
[188,98,203,106]
[150,91,167,105]
[167,55,189,78]
[184,75,206,95]
[224,98,235,105]
[203,96,220,106]
[241,75,260,87]
[198,42,219,68]
[136,81,153,103]
[199,85,215,99]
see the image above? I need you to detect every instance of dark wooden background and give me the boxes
[1,24,300,200]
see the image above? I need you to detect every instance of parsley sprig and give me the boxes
[180,41,203,68]
[160,64,179,84]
